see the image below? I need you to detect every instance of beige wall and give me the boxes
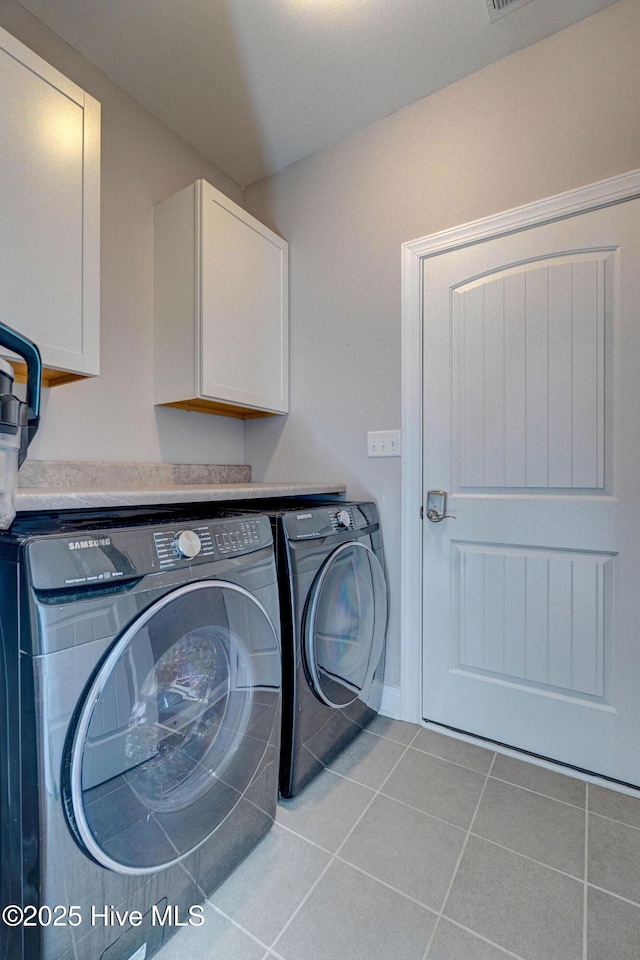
[0,0,246,465]
[243,0,640,692]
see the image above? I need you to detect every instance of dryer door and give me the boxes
[64,580,280,874]
[304,541,387,708]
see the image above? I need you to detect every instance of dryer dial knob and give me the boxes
[174,530,202,559]
[336,509,352,529]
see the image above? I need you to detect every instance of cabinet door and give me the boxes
[200,182,288,415]
[0,27,100,384]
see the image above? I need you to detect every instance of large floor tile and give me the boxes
[325,729,407,789]
[588,783,640,828]
[473,777,585,877]
[273,859,436,960]
[276,769,375,852]
[413,728,495,774]
[587,887,640,960]
[149,736,640,960]
[155,902,267,960]
[382,747,486,829]
[427,919,523,959]
[339,793,466,910]
[490,754,586,807]
[208,824,331,946]
[588,813,640,904]
[444,835,583,960]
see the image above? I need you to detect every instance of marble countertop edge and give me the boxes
[16,481,347,512]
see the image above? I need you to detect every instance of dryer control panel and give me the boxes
[283,503,377,541]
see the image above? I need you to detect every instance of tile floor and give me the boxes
[156,718,640,960]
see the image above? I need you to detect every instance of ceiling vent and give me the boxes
[486,0,535,22]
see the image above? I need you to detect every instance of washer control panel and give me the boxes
[153,525,214,569]
[24,515,273,590]
[153,518,264,569]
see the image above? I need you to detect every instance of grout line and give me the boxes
[487,774,587,811]
[203,902,273,953]
[583,784,589,960]
[375,786,474,833]
[422,722,640,800]
[587,808,640,833]
[586,883,640,910]
[333,726,422,856]
[264,846,332,951]
[374,727,640,820]
[273,817,340,856]
[409,749,495,777]
[378,768,585,822]
[366,726,418,748]
[430,917,529,960]
[267,731,420,954]
[394,734,600,813]
[421,751,498,960]
[323,769,387,792]
[330,855,440,914]
[371,780,586,884]
[464,833,585,884]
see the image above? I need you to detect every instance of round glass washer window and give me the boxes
[66,580,279,874]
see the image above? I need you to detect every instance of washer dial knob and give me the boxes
[174,529,202,559]
[335,509,352,529]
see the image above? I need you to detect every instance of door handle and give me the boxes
[425,490,456,522]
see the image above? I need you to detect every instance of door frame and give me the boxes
[399,168,640,725]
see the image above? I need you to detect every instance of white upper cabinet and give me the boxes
[154,180,289,418]
[0,26,100,385]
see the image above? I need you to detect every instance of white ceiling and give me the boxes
[18,0,621,187]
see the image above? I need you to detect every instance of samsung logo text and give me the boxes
[68,538,111,551]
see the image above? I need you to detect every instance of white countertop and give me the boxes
[16,480,347,513]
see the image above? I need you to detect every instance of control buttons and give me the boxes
[173,530,202,559]
[213,520,261,554]
[152,522,258,567]
[335,509,352,530]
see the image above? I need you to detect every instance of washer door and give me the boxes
[65,580,280,874]
[304,541,387,709]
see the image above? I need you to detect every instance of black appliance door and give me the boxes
[64,580,279,874]
[304,541,387,708]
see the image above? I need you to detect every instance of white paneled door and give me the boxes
[421,196,640,785]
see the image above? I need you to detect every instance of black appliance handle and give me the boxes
[0,321,41,450]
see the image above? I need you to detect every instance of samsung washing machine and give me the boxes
[224,499,388,799]
[0,506,281,960]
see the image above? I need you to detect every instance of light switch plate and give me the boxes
[367,430,401,457]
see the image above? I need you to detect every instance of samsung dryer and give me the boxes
[227,500,388,799]
[0,507,281,960]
